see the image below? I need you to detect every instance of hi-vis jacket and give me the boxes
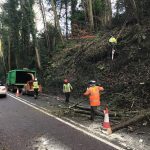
[109,37,117,44]
[63,83,73,93]
[33,81,39,89]
[84,86,104,106]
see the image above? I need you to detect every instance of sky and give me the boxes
[34,0,72,34]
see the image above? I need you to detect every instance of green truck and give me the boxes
[7,68,36,92]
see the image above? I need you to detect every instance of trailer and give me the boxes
[7,68,36,92]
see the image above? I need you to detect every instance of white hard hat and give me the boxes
[89,80,96,85]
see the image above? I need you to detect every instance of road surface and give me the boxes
[0,94,123,150]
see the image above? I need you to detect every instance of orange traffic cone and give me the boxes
[103,107,112,134]
[16,88,20,97]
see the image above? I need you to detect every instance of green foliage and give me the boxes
[93,0,105,16]
[71,10,85,27]
[71,10,85,22]
[0,0,39,71]
[37,23,63,69]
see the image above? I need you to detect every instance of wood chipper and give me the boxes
[22,80,42,95]
[7,68,36,92]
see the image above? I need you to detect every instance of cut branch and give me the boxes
[112,109,150,132]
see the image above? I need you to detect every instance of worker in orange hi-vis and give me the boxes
[84,80,104,121]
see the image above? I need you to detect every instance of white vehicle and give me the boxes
[0,81,7,97]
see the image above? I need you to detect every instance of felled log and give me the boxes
[74,110,91,115]
[112,109,150,132]
[75,105,125,118]
[69,100,87,109]
[73,109,120,123]
[75,105,91,111]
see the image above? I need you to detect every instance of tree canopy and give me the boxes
[0,0,149,75]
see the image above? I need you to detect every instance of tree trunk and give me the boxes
[0,38,7,74]
[51,0,64,45]
[112,109,150,132]
[87,0,94,31]
[116,0,119,20]
[65,0,69,39]
[71,0,78,36]
[20,0,31,68]
[104,0,112,27]
[26,0,41,69]
[38,0,51,57]
[35,46,41,69]
[8,36,11,70]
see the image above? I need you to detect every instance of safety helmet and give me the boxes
[89,80,96,85]
[64,79,68,83]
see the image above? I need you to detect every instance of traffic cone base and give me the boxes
[103,107,112,134]
[103,122,110,129]
[16,89,20,97]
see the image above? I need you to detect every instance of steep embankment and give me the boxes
[43,23,150,110]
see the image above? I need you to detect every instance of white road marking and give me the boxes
[8,93,125,150]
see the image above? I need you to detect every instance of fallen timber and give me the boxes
[73,106,150,132]
[59,100,150,132]
[112,109,150,132]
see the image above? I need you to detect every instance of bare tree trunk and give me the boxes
[51,0,64,45]
[26,0,41,69]
[38,0,51,57]
[65,0,69,39]
[116,0,119,20]
[100,0,112,28]
[0,38,7,74]
[87,0,94,31]
[20,0,30,68]
[8,36,11,70]
[104,0,112,27]
[35,46,41,69]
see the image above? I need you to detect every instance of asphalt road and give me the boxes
[0,94,119,150]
